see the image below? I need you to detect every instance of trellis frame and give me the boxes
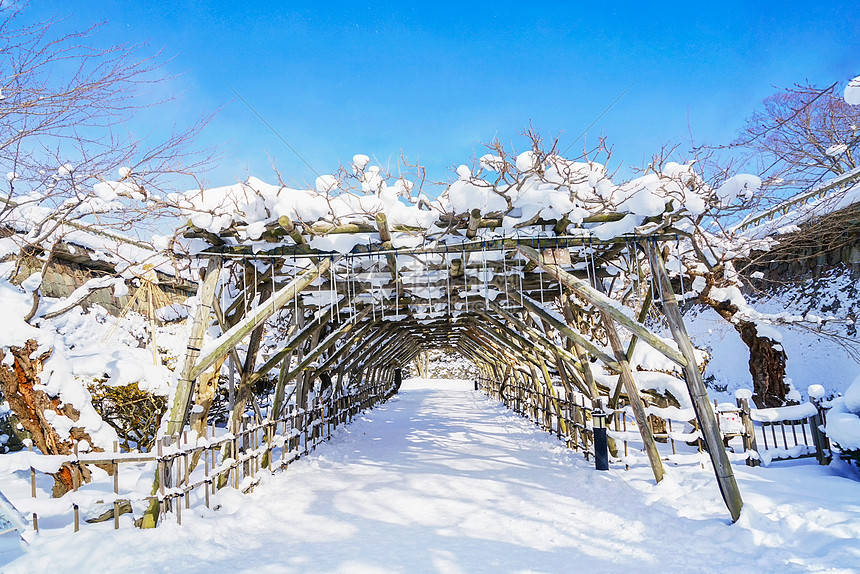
[143,207,745,526]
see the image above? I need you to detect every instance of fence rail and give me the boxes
[6,381,393,534]
[476,376,833,469]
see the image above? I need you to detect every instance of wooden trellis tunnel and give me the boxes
[143,215,744,525]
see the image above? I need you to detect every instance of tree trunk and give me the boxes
[736,320,788,408]
[0,340,101,496]
[701,292,788,408]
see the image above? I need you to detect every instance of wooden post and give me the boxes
[652,246,743,522]
[809,395,831,466]
[141,256,220,530]
[165,257,222,438]
[113,457,120,530]
[736,394,760,467]
[601,311,665,483]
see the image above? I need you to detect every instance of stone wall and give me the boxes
[10,243,194,317]
[740,205,860,285]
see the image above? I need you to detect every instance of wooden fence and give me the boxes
[477,376,832,469]
[11,381,393,534]
[6,377,835,536]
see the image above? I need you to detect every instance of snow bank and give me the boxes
[7,379,860,572]
[827,372,860,450]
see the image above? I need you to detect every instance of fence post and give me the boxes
[735,389,760,467]
[808,384,831,466]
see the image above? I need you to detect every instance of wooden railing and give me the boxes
[477,377,833,469]
[8,381,394,534]
[477,375,597,458]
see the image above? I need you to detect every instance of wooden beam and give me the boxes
[508,289,621,372]
[488,301,595,397]
[652,246,743,522]
[189,259,332,381]
[610,287,653,409]
[601,311,665,483]
[559,299,600,401]
[315,317,378,373]
[335,322,396,373]
[245,299,349,388]
[143,257,222,529]
[516,244,687,368]
[281,309,374,384]
[450,208,482,277]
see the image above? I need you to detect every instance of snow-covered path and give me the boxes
[6,378,860,573]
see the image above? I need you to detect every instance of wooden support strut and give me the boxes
[334,323,397,373]
[143,257,221,529]
[487,301,596,398]
[600,310,665,483]
[189,258,333,381]
[466,322,531,367]
[314,318,379,374]
[516,245,687,368]
[509,289,622,372]
[477,312,587,399]
[246,297,349,388]
[280,308,373,385]
[166,257,223,438]
[513,246,666,483]
[652,246,743,522]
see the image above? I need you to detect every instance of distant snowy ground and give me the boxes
[5,378,860,573]
[685,271,860,402]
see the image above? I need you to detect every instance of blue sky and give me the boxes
[28,2,860,191]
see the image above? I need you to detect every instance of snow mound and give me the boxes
[845,74,860,106]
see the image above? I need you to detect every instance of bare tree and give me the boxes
[0,3,213,248]
[731,82,859,206]
[0,4,212,490]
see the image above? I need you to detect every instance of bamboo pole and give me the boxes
[652,246,743,522]
[141,256,221,529]
[516,245,687,368]
[165,257,222,439]
[190,259,332,381]
[600,311,665,483]
[610,288,653,409]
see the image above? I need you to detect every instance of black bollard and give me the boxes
[593,405,609,471]
[474,380,479,391]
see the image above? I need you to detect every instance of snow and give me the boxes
[716,174,761,206]
[739,168,860,238]
[826,143,849,157]
[827,405,860,450]
[6,377,860,572]
[749,402,817,422]
[845,373,860,413]
[684,268,859,403]
[845,74,860,106]
[807,384,826,401]
[479,154,505,172]
[314,175,338,193]
[352,154,370,172]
